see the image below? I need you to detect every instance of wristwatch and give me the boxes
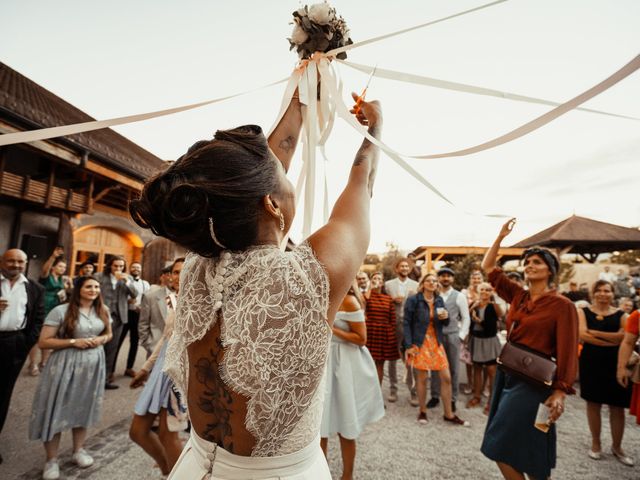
[69,339,76,345]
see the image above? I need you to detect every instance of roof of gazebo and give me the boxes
[511,215,640,254]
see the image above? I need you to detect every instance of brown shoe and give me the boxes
[124,369,137,378]
[444,415,470,427]
[466,397,481,408]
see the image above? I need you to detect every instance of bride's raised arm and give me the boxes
[308,93,382,322]
[267,91,303,173]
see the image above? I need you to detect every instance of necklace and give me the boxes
[592,307,609,321]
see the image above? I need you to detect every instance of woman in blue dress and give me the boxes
[30,276,112,480]
[129,257,186,476]
[320,284,385,480]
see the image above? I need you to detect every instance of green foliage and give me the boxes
[610,249,640,267]
[558,261,575,285]
[378,242,403,282]
[447,254,483,291]
[363,253,381,265]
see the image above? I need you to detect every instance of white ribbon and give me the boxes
[326,0,509,58]
[317,59,453,205]
[338,60,640,122]
[0,78,289,147]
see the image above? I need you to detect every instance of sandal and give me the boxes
[466,397,481,408]
[483,404,490,415]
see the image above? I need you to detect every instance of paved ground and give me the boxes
[2,359,639,479]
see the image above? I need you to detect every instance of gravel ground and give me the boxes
[6,360,640,479]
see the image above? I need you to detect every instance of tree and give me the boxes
[610,249,640,267]
[378,242,403,281]
[558,261,575,285]
[447,254,483,291]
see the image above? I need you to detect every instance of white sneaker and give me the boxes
[42,459,59,480]
[72,448,94,468]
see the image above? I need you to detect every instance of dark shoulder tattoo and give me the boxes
[194,337,235,452]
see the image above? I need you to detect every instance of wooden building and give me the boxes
[0,62,177,281]
[411,245,524,275]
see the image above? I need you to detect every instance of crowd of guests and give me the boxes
[0,246,185,479]
[2,236,640,479]
[345,234,639,479]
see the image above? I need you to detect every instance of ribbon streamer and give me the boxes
[338,60,640,122]
[326,0,509,58]
[317,59,453,206]
[407,54,640,159]
[0,78,288,147]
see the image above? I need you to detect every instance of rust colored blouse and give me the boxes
[489,268,579,394]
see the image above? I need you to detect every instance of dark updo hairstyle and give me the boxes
[130,125,281,258]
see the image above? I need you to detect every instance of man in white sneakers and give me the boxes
[428,267,470,413]
[385,258,418,405]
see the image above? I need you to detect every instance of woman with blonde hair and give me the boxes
[404,273,468,426]
[466,282,503,414]
[30,276,112,480]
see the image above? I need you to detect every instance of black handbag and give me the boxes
[496,321,557,389]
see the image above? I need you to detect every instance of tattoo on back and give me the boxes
[195,338,234,452]
[278,135,295,154]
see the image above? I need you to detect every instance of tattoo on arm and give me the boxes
[353,125,380,166]
[195,338,235,452]
[352,125,380,195]
[278,135,295,154]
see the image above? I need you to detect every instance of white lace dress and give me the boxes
[165,242,333,479]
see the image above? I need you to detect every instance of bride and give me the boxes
[129,90,382,479]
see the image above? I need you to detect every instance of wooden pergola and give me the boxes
[411,246,525,273]
[512,215,640,263]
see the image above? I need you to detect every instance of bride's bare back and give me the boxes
[188,321,254,455]
[166,243,331,457]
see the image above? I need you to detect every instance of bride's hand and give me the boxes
[350,93,382,128]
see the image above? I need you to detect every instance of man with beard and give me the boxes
[385,258,418,405]
[0,249,45,463]
[427,267,470,413]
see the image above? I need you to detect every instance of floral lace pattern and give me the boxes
[164,242,331,456]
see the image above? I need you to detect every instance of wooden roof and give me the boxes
[0,62,165,181]
[511,215,640,254]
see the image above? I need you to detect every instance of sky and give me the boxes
[2,0,639,253]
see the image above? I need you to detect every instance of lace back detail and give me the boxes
[164,251,231,398]
[163,242,331,457]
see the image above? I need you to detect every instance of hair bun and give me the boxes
[163,184,209,224]
[214,125,262,141]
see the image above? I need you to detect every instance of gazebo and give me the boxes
[411,246,524,273]
[511,215,640,263]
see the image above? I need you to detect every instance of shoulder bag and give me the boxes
[496,321,557,389]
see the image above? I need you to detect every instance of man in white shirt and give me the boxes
[428,267,470,413]
[356,271,369,295]
[384,258,419,405]
[116,262,150,378]
[0,249,45,463]
[598,265,617,283]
